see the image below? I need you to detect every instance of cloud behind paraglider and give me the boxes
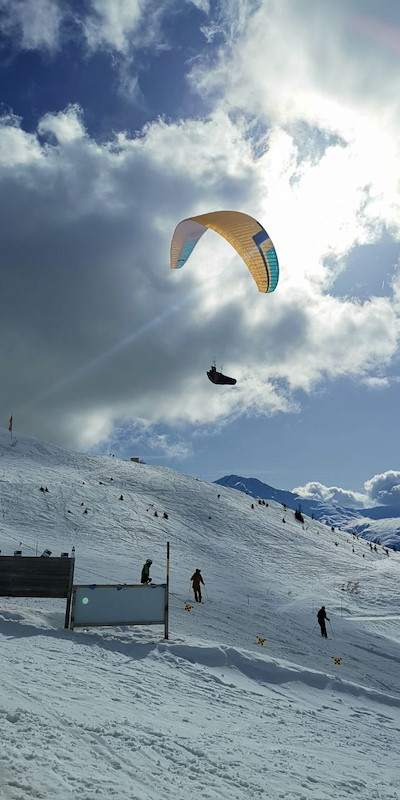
[0,0,399,493]
[0,97,399,453]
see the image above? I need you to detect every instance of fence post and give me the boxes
[164,541,170,640]
[64,554,75,629]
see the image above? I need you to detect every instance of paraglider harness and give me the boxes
[207,363,236,386]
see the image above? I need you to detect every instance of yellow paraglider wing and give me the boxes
[170,210,279,293]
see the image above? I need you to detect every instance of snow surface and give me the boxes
[346,515,400,549]
[0,429,400,800]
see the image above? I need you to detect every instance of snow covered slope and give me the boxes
[345,514,400,549]
[216,473,400,548]
[214,473,363,526]
[0,429,400,800]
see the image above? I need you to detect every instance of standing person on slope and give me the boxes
[191,569,205,603]
[141,559,152,584]
[317,606,330,638]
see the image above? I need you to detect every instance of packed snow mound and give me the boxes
[1,611,400,800]
[160,641,400,708]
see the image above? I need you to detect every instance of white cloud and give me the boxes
[0,115,42,165]
[188,0,210,13]
[0,0,172,59]
[117,63,145,106]
[0,0,62,51]
[83,0,144,53]
[1,0,400,451]
[192,1,400,129]
[146,433,193,460]
[38,106,86,144]
[0,103,399,450]
[73,409,115,451]
[293,481,369,508]
[82,0,173,55]
[362,377,389,389]
[190,0,400,266]
[350,14,400,55]
[295,470,400,508]
[88,419,193,460]
[200,0,253,43]
[362,376,400,390]
[364,471,400,505]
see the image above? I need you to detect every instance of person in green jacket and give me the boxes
[141,559,152,584]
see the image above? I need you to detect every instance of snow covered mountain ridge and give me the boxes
[215,474,400,549]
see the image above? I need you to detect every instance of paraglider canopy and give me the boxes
[207,365,237,386]
[170,210,279,294]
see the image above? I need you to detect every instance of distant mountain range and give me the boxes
[214,475,400,549]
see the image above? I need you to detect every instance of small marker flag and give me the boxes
[185,604,193,612]
[332,657,342,665]
[257,637,266,646]
[8,415,13,432]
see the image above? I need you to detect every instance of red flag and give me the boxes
[8,415,13,432]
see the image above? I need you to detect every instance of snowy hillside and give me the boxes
[216,474,400,548]
[0,429,400,800]
[346,514,400,549]
[214,474,363,526]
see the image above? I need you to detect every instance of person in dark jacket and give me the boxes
[141,559,152,584]
[317,606,330,638]
[191,569,205,602]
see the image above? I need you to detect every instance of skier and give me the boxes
[191,569,205,603]
[141,559,152,584]
[317,606,330,638]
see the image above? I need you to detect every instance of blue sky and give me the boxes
[1,0,400,508]
[0,1,209,133]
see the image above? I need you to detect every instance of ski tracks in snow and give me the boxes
[1,624,400,799]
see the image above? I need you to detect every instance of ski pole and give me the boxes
[204,584,209,600]
[328,619,334,638]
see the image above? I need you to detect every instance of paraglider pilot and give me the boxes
[207,364,237,386]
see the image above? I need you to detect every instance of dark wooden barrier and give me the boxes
[0,556,75,627]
